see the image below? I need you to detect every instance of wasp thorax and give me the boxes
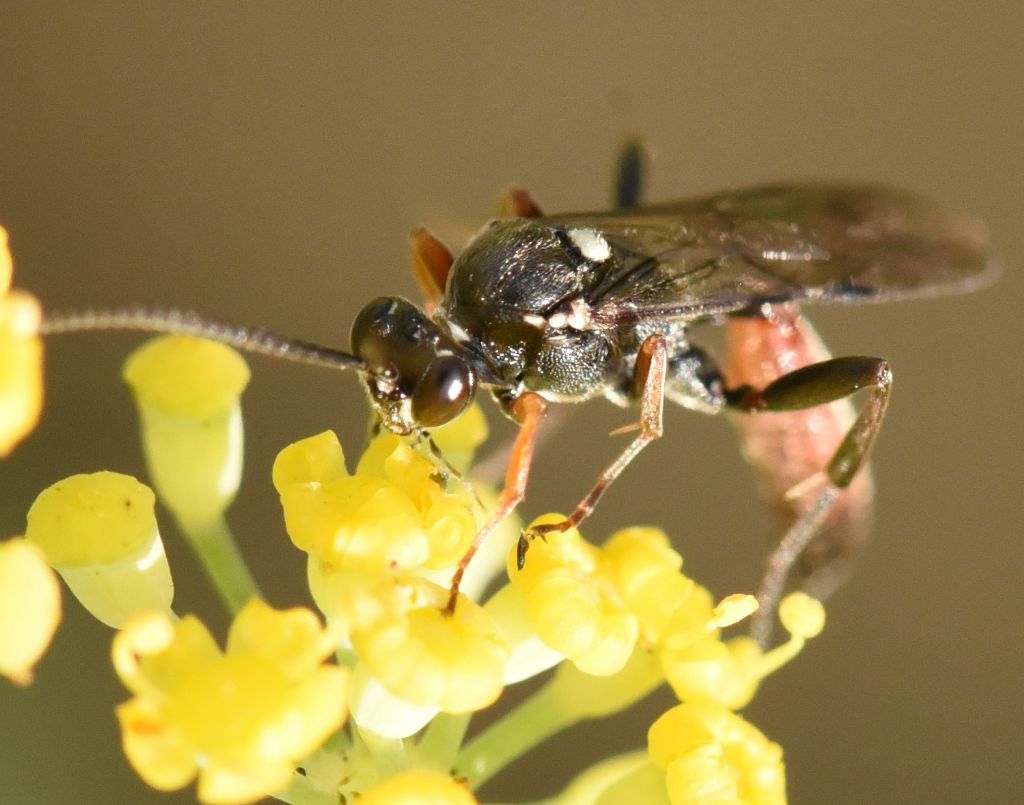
[350,296,475,432]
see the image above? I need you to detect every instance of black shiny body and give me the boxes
[438,219,625,403]
[435,219,716,415]
[425,183,994,420]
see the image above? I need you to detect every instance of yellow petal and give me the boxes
[428,401,489,474]
[26,472,173,627]
[113,613,220,699]
[117,697,198,792]
[0,538,61,685]
[271,430,349,491]
[122,335,250,419]
[197,760,293,805]
[360,769,477,805]
[26,472,159,566]
[0,289,43,457]
[226,599,337,676]
[600,527,691,644]
[352,580,507,713]
[0,226,11,294]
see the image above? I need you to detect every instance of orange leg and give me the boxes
[446,391,547,613]
[517,334,668,567]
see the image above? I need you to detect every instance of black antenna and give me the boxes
[41,306,366,373]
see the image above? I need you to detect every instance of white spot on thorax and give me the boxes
[446,321,474,345]
[544,298,592,331]
[567,227,611,262]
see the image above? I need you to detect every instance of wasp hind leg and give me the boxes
[726,352,892,645]
[613,138,649,209]
[516,334,669,568]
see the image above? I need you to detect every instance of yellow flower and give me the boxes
[123,335,250,525]
[274,430,478,579]
[648,701,786,805]
[350,578,508,715]
[0,226,43,457]
[599,526,695,644]
[25,472,173,628]
[113,599,348,804]
[660,592,824,710]
[360,769,477,804]
[509,515,638,677]
[0,538,61,685]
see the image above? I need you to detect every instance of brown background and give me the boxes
[1,3,1021,804]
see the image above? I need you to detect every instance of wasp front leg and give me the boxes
[725,312,890,644]
[446,391,546,612]
[517,334,669,568]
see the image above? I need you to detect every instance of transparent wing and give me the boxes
[542,183,998,326]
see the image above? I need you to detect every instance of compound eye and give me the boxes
[412,355,473,427]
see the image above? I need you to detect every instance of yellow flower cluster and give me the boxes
[496,516,826,804]
[0,226,42,456]
[112,600,348,804]
[272,417,515,737]
[2,321,831,805]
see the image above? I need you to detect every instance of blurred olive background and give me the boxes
[1,3,1021,804]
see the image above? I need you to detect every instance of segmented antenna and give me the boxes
[41,306,366,373]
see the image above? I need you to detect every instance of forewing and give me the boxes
[544,183,997,326]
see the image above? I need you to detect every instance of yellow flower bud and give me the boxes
[0,538,61,685]
[648,701,785,805]
[350,578,507,714]
[360,769,477,805]
[0,227,43,457]
[511,515,638,677]
[113,600,348,804]
[778,592,825,639]
[274,430,479,578]
[25,472,173,628]
[660,634,764,710]
[599,527,692,644]
[123,336,250,524]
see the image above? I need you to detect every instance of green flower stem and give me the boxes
[417,712,471,770]
[455,650,664,789]
[456,682,573,788]
[355,724,408,777]
[177,514,261,613]
[277,747,351,805]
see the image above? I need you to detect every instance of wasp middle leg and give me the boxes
[517,333,669,567]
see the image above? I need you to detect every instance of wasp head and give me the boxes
[350,297,476,434]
